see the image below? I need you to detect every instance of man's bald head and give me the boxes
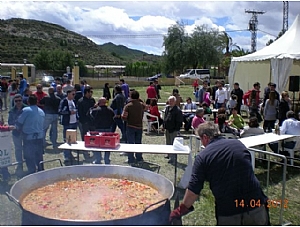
[98,97,107,106]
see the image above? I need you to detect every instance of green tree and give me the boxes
[34,49,51,70]
[190,25,224,69]
[133,61,141,77]
[34,49,73,71]
[266,30,285,46]
[77,60,88,77]
[162,22,188,74]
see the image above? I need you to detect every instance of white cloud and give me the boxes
[1,1,300,55]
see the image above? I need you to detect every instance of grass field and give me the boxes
[0,84,300,225]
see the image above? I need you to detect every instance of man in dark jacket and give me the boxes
[169,122,269,226]
[77,87,95,140]
[74,84,83,106]
[262,83,280,107]
[231,82,244,115]
[90,97,115,164]
[163,95,183,163]
[58,89,78,163]
[40,87,61,148]
[103,83,111,102]
[77,87,95,160]
[110,85,126,142]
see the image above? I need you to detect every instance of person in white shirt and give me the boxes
[281,111,300,135]
[269,110,300,153]
[215,82,228,109]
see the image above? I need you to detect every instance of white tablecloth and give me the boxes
[59,141,190,155]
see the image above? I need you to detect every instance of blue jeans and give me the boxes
[126,126,143,163]
[12,134,23,165]
[183,113,194,131]
[216,103,225,109]
[93,128,112,164]
[0,167,10,179]
[44,114,58,146]
[112,118,126,141]
[23,138,44,174]
[63,123,77,159]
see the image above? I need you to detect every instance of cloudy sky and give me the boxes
[1,1,300,55]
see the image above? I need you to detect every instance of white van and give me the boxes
[179,69,210,80]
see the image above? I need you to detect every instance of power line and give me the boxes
[257,29,277,37]
[85,29,249,39]
[87,34,164,38]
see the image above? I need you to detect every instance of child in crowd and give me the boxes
[202,102,212,114]
[228,94,237,114]
[194,87,199,102]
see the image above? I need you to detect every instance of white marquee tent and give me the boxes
[229,14,300,94]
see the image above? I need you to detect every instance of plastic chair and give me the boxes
[240,105,249,118]
[284,136,300,165]
[143,112,160,135]
[203,114,212,121]
[220,133,238,139]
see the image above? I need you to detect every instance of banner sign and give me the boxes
[0,131,12,168]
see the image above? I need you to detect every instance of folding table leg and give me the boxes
[174,154,178,186]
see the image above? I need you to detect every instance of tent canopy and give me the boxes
[229,14,300,94]
[232,14,300,62]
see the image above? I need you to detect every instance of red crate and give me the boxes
[84,131,101,148]
[99,133,120,148]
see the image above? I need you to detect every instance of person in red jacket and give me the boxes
[146,82,157,105]
[243,82,262,123]
[192,79,199,92]
[33,84,47,110]
[149,98,163,130]
[0,125,15,181]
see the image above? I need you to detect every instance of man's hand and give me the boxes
[9,125,16,130]
[169,203,194,224]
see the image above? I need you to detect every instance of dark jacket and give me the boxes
[74,91,83,106]
[58,98,71,125]
[231,88,244,105]
[77,96,96,124]
[40,94,61,114]
[163,105,183,133]
[89,105,115,130]
[103,86,111,100]
[278,99,290,126]
[8,103,27,136]
[263,90,280,107]
[110,92,126,115]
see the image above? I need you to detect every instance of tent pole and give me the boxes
[269,62,272,82]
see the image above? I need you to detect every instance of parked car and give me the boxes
[0,75,11,80]
[179,69,210,80]
[41,75,55,86]
[146,74,162,81]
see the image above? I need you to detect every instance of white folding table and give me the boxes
[239,133,295,169]
[58,141,191,185]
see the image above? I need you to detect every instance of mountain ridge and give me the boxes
[0,18,160,65]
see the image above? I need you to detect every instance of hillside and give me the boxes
[0,18,161,65]
[99,42,160,63]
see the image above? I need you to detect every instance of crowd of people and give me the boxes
[1,75,300,225]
